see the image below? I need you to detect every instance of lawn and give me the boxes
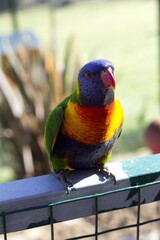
[0,0,158,155]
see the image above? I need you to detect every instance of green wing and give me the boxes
[44,95,71,159]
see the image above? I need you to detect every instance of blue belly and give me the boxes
[54,132,117,170]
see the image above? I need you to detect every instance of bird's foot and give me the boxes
[56,169,75,194]
[97,165,116,184]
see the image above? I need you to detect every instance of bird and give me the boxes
[44,59,124,193]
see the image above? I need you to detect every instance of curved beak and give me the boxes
[100,67,115,89]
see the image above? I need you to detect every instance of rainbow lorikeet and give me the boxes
[44,59,124,193]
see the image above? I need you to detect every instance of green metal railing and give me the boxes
[0,154,160,239]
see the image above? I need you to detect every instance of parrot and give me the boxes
[44,59,124,193]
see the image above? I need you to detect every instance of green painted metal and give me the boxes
[122,154,160,179]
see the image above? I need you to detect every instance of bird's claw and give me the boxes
[97,165,116,184]
[56,169,76,194]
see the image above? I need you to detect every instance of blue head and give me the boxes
[77,59,115,106]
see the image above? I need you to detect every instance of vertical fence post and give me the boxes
[136,189,141,240]
[50,206,54,240]
[2,214,7,240]
[95,196,99,240]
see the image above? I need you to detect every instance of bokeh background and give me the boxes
[0,0,159,239]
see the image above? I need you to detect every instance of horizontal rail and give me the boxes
[0,154,159,235]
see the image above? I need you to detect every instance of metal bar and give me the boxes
[2,214,7,240]
[66,232,97,240]
[50,206,54,240]
[95,197,99,240]
[0,180,159,220]
[136,188,141,240]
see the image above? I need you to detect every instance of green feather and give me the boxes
[44,95,71,159]
[70,82,82,104]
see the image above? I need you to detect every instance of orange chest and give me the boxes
[62,100,124,145]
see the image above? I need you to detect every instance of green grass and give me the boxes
[0,0,159,154]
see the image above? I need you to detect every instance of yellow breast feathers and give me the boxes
[62,100,124,145]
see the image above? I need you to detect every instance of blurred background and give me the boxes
[0,0,159,239]
[0,0,159,182]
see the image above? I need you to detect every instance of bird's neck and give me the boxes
[71,82,115,107]
[103,88,115,106]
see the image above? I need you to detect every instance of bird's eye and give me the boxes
[84,71,92,79]
[108,67,114,74]
[101,68,107,74]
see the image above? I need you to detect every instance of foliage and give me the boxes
[0,35,80,179]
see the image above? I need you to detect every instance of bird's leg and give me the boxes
[56,169,75,193]
[96,164,116,184]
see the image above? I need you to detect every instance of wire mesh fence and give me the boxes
[0,179,160,240]
[0,154,160,240]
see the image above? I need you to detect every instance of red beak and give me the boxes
[100,67,115,89]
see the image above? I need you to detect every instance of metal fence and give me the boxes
[0,154,160,239]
